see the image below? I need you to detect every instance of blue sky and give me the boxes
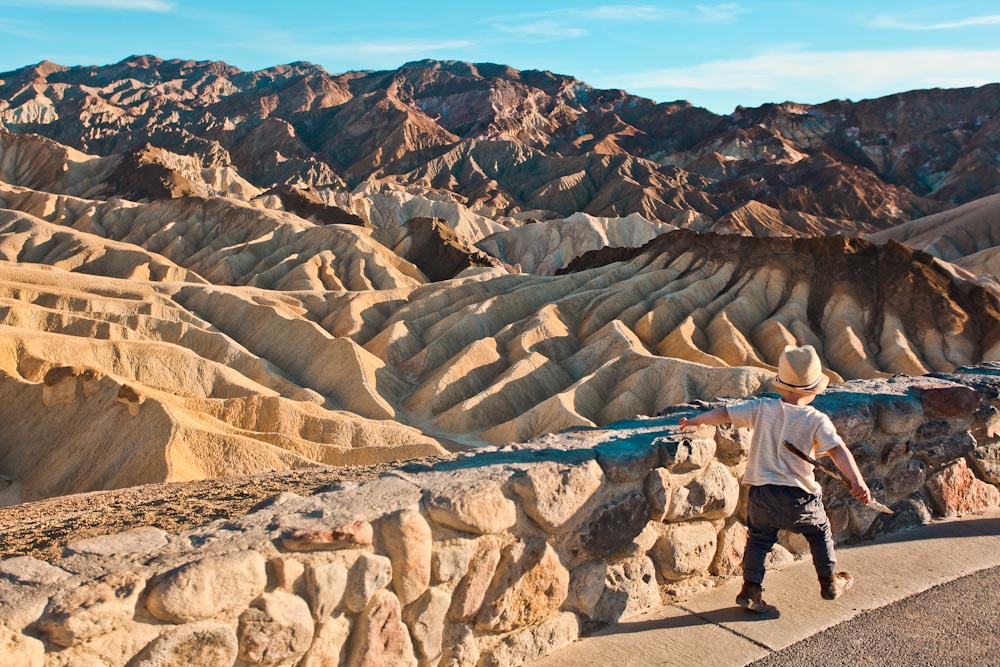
[1,1,1000,113]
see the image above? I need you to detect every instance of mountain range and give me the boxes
[3,56,999,229]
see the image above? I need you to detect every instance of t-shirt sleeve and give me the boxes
[726,399,759,430]
[813,414,846,454]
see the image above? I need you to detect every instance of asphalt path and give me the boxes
[750,565,1000,667]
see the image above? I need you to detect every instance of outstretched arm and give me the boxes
[679,406,732,429]
[826,445,873,504]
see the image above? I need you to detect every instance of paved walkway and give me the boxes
[750,563,1000,666]
[529,511,1000,667]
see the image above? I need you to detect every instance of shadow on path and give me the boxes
[596,604,780,638]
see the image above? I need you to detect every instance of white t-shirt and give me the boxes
[726,397,845,495]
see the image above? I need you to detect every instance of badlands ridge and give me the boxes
[0,57,998,503]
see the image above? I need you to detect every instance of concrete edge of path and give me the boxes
[528,510,1000,667]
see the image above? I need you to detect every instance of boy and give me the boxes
[679,344,872,612]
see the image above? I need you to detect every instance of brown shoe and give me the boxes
[819,572,854,600]
[736,581,768,613]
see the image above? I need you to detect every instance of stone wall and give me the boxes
[1,364,999,667]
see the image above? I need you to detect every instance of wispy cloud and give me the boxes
[580,5,676,22]
[607,47,1000,101]
[492,19,589,40]
[694,3,746,23]
[869,13,1000,31]
[485,4,744,43]
[0,0,175,11]
[486,11,591,42]
[0,17,45,39]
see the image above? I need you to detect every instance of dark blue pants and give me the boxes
[743,484,836,584]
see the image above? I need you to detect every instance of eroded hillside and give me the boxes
[2,211,998,503]
[867,193,1000,288]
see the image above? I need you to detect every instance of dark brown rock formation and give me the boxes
[3,56,998,229]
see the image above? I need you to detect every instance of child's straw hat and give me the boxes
[773,344,829,395]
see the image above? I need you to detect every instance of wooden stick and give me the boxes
[782,440,851,490]
[782,441,894,514]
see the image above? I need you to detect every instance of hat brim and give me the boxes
[772,373,830,395]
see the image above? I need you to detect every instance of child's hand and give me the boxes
[850,482,873,505]
[679,417,693,429]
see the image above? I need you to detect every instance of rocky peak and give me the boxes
[114,54,165,69]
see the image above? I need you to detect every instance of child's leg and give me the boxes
[798,520,836,578]
[743,486,779,584]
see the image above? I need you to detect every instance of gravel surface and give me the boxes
[0,457,451,561]
[751,565,1000,666]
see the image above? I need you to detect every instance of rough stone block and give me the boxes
[777,530,811,557]
[146,550,267,624]
[237,591,315,666]
[823,399,874,446]
[632,521,661,554]
[39,571,145,647]
[663,575,715,599]
[710,520,747,577]
[425,481,517,535]
[269,556,305,594]
[345,589,418,667]
[578,492,651,560]
[344,553,392,613]
[299,616,351,667]
[314,476,423,523]
[478,612,580,667]
[926,458,1000,517]
[875,395,924,435]
[305,561,348,620]
[969,442,1000,484]
[643,468,672,522]
[130,623,238,667]
[656,436,716,472]
[380,508,432,605]
[0,556,71,586]
[865,496,933,537]
[915,384,981,418]
[0,583,47,633]
[511,460,604,532]
[450,536,504,622]
[884,458,926,497]
[664,462,739,522]
[279,516,374,551]
[595,439,659,483]
[910,431,977,469]
[564,560,606,619]
[974,404,1000,439]
[440,624,479,667]
[475,541,570,633]
[714,425,751,465]
[593,556,661,623]
[914,419,964,442]
[65,527,168,558]
[651,521,718,581]
[403,587,450,667]
[765,544,796,571]
[826,503,854,540]
[0,626,44,667]
[879,441,910,467]
[40,619,159,666]
[431,539,475,585]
